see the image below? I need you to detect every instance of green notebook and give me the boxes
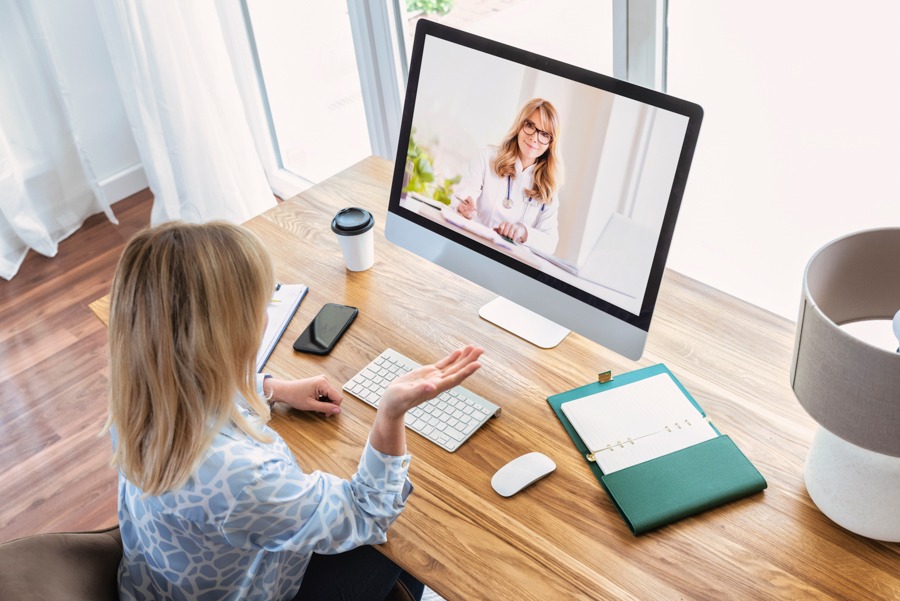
[547,364,766,535]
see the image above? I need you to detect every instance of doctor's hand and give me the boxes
[496,221,527,244]
[456,196,477,219]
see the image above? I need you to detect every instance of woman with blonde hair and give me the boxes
[453,97,564,253]
[106,220,482,601]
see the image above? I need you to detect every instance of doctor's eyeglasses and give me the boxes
[522,119,553,145]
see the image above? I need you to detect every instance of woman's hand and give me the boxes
[264,375,343,416]
[379,346,484,418]
[456,196,477,219]
[370,346,484,455]
[496,221,527,243]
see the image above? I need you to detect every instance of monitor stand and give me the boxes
[479,297,570,349]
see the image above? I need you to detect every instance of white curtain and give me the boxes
[94,0,276,225]
[0,1,116,280]
[0,0,277,280]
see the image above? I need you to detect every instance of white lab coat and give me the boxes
[451,147,560,254]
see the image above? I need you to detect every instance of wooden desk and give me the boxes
[91,157,898,600]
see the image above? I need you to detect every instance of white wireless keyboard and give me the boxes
[343,348,501,452]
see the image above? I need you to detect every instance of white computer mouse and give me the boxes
[893,310,900,349]
[491,452,556,497]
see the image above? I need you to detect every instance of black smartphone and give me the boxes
[292,303,358,355]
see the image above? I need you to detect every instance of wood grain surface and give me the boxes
[85,159,898,600]
[0,191,152,543]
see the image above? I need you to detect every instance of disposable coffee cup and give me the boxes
[331,207,375,271]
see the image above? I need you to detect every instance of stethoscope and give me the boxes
[502,176,515,210]
[502,175,546,222]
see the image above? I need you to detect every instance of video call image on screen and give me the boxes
[398,36,690,316]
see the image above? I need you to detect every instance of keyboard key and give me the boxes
[444,427,465,441]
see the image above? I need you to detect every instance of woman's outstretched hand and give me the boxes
[370,345,484,455]
[378,345,484,418]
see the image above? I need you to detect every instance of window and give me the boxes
[225,0,652,204]
[245,1,372,185]
[666,1,900,318]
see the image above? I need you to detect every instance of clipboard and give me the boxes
[256,284,308,372]
[547,364,767,535]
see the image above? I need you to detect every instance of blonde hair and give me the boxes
[106,221,274,495]
[492,98,564,204]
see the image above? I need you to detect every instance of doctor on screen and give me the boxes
[452,98,564,254]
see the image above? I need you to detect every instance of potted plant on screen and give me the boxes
[403,128,460,206]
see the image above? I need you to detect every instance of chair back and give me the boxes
[0,526,122,601]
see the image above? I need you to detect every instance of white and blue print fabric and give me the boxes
[115,378,412,601]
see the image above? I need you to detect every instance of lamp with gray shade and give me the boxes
[790,227,900,542]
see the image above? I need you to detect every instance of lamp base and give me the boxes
[805,427,900,542]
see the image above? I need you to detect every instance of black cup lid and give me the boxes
[331,207,374,236]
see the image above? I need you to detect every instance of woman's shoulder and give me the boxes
[482,145,499,161]
[468,145,497,164]
[469,146,499,175]
[120,422,296,523]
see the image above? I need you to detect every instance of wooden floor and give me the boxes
[0,190,153,543]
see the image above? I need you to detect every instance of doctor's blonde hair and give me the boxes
[106,221,274,495]
[492,98,564,204]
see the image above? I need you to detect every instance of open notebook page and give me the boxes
[561,373,717,474]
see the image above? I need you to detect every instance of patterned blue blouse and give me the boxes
[115,377,412,601]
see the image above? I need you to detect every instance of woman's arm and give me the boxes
[522,197,561,254]
[451,149,492,220]
[224,347,483,554]
[222,441,411,554]
[261,346,483,444]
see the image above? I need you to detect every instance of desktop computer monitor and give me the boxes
[386,20,703,360]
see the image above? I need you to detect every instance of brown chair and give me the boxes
[0,526,122,601]
[387,579,417,601]
[0,526,414,601]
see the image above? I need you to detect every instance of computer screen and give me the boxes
[386,20,702,359]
